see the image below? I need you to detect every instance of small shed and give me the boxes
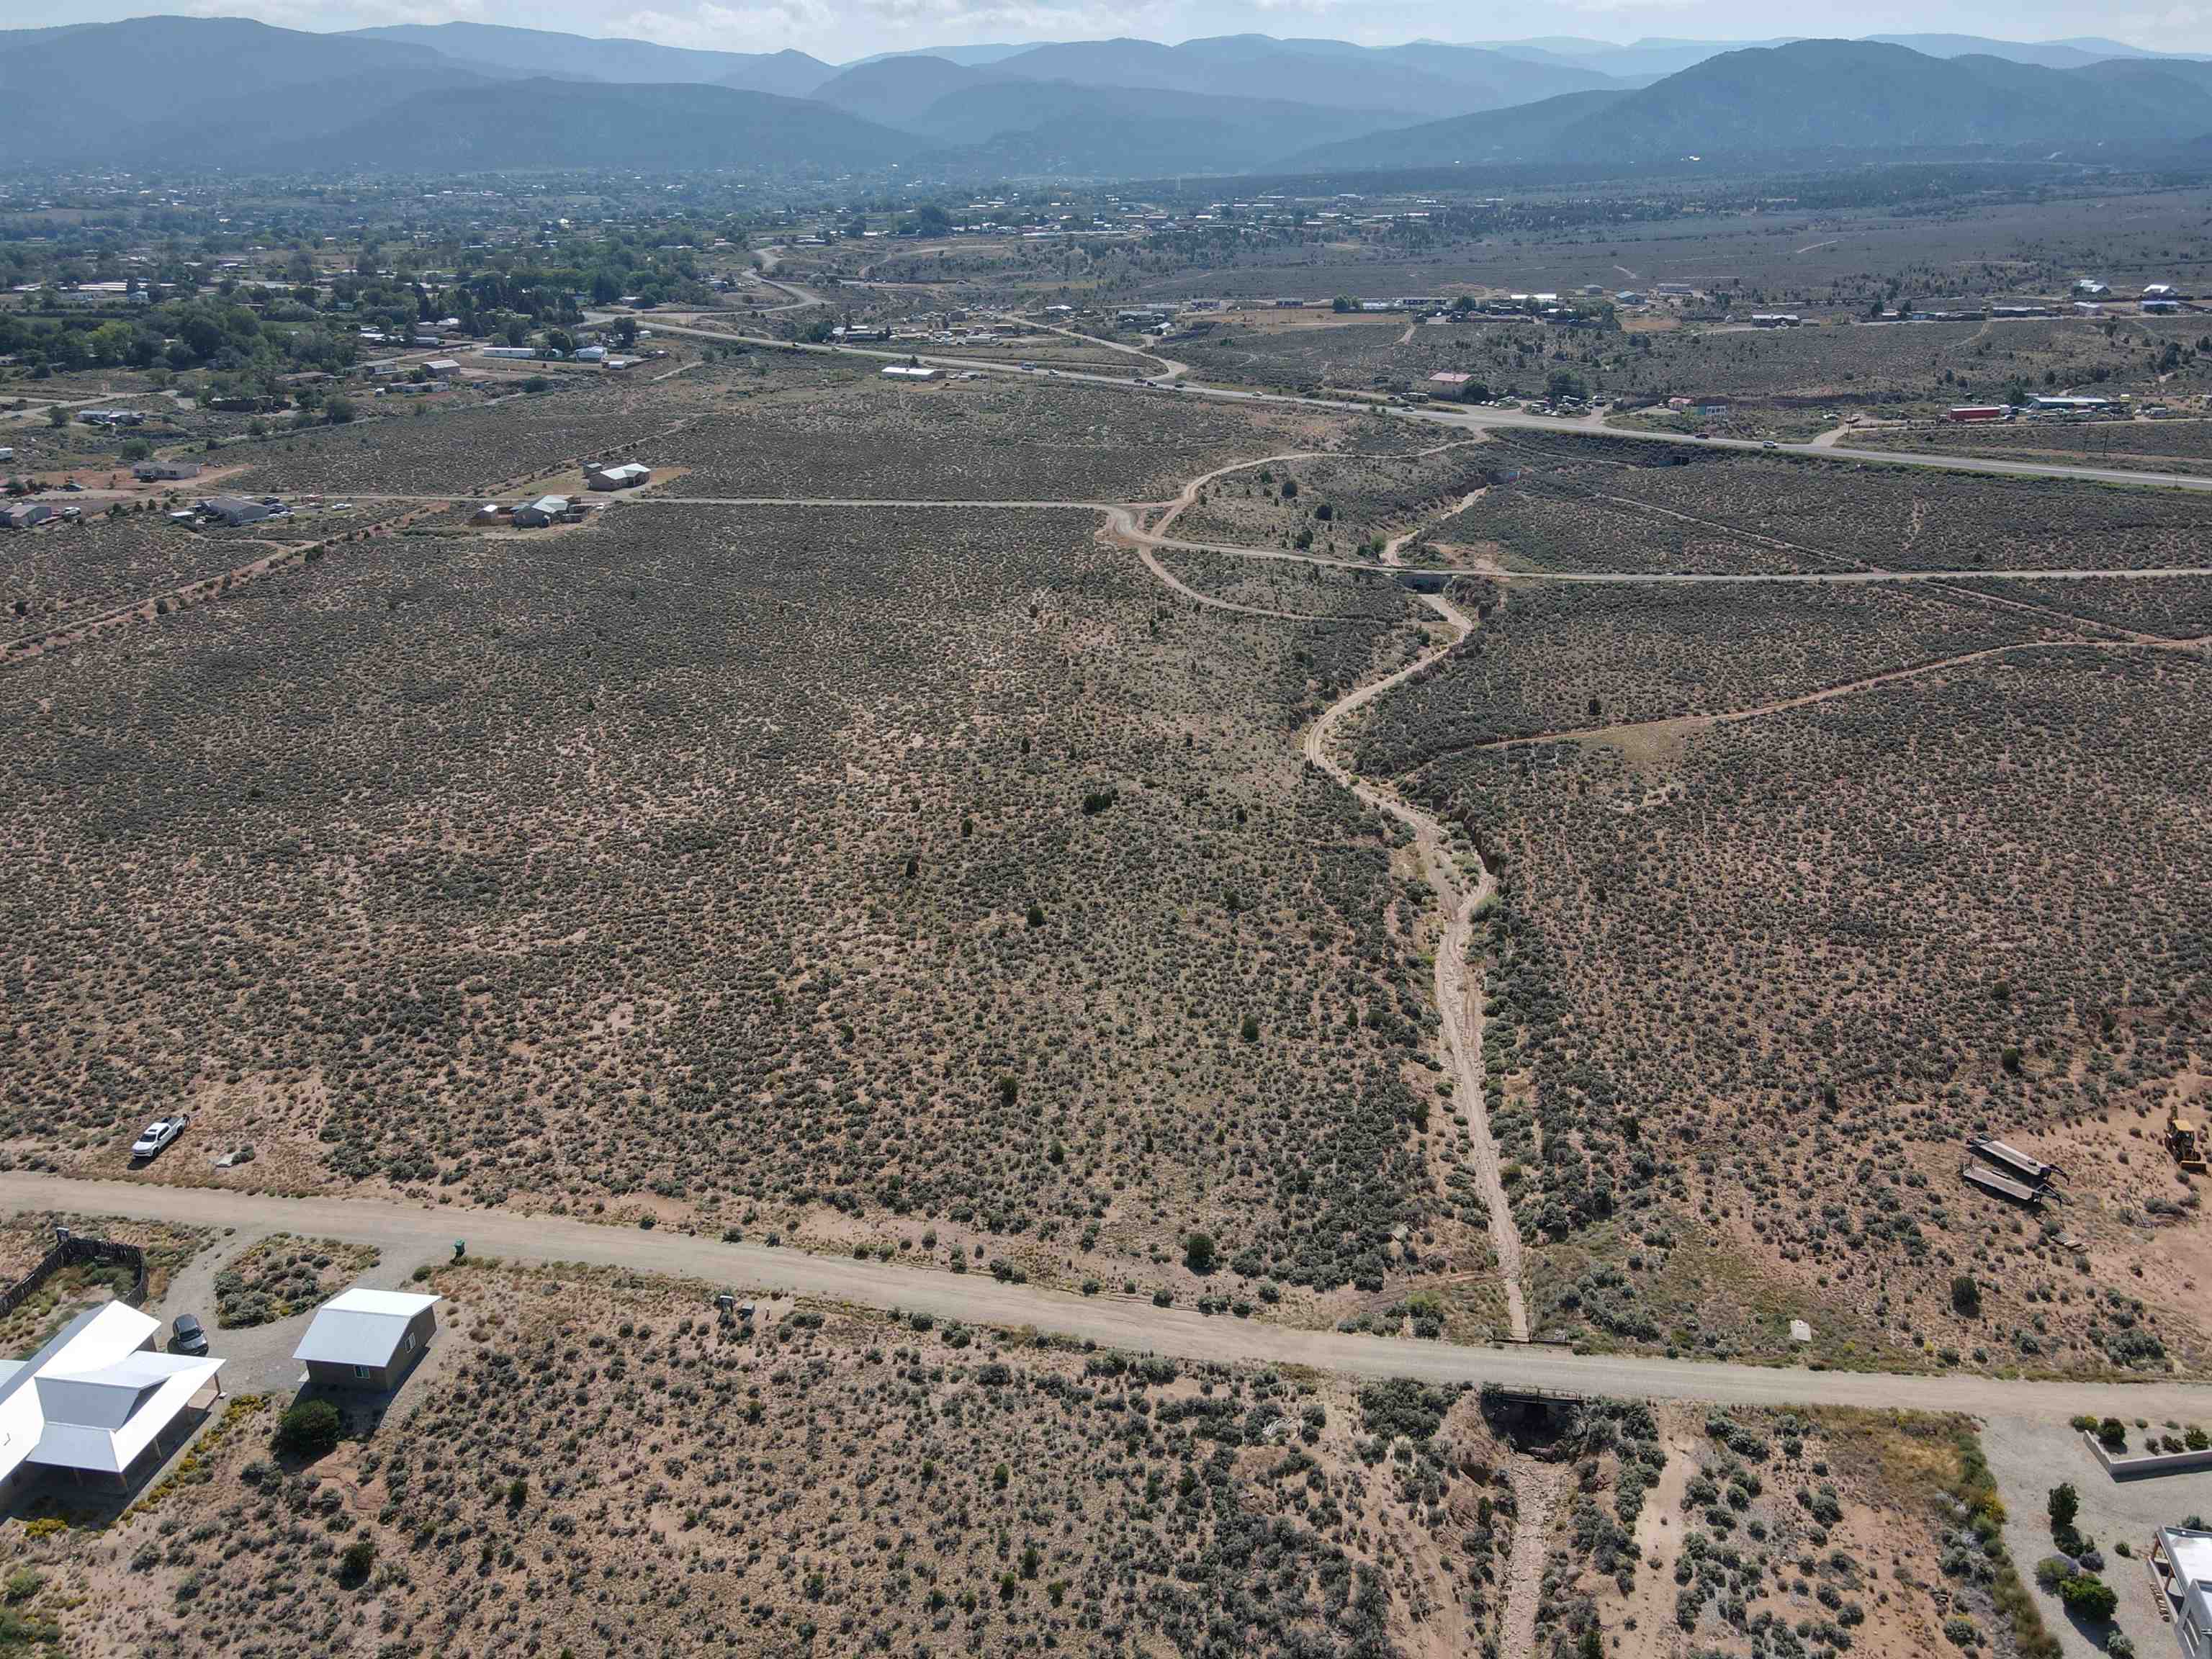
[293,1288,441,1391]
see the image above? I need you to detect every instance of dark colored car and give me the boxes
[171,1314,207,1355]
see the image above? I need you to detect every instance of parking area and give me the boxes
[145,1227,452,1413]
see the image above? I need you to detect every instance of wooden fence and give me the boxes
[0,1234,148,1321]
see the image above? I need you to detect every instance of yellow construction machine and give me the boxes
[2168,1111,2208,1175]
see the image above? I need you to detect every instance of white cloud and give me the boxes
[607,0,842,50]
[180,0,485,24]
[853,0,1164,35]
[603,0,1158,53]
[1557,0,1696,14]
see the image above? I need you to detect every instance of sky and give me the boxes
[23,0,2198,60]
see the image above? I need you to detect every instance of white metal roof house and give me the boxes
[0,1303,222,1498]
[587,462,652,490]
[294,1288,441,1391]
[2154,1526,2212,1657]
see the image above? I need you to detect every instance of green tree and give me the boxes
[2048,1483,2079,1533]
[1950,1275,1981,1318]
[274,1399,341,1460]
[323,395,356,426]
[337,1537,376,1587]
[1331,295,1353,313]
[2059,1575,2116,1622]
[1184,1232,1215,1274]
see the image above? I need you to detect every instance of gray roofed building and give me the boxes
[294,1288,441,1391]
[513,495,571,528]
[199,495,271,526]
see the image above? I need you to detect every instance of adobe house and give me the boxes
[292,1288,441,1392]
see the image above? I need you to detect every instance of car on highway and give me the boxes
[170,1314,208,1356]
[130,1113,189,1160]
[1762,441,1779,450]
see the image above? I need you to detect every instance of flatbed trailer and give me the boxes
[1966,1136,2062,1188]
[1963,1162,2045,1208]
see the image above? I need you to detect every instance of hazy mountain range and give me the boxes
[3,18,2211,180]
[1283,40,2212,171]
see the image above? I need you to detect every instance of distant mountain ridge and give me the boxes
[347,21,835,96]
[0,17,504,166]
[5,19,2211,181]
[1282,39,2212,171]
[917,81,1421,176]
[297,80,912,173]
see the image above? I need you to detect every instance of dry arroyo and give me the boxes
[1113,456,1533,1338]
[1290,581,1528,1342]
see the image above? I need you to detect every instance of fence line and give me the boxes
[0,1235,148,1320]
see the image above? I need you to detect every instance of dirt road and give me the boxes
[9,1174,2212,1417]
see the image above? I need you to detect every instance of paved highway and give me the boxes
[613,310,2212,495]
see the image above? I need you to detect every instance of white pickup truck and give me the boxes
[130,1113,189,1160]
